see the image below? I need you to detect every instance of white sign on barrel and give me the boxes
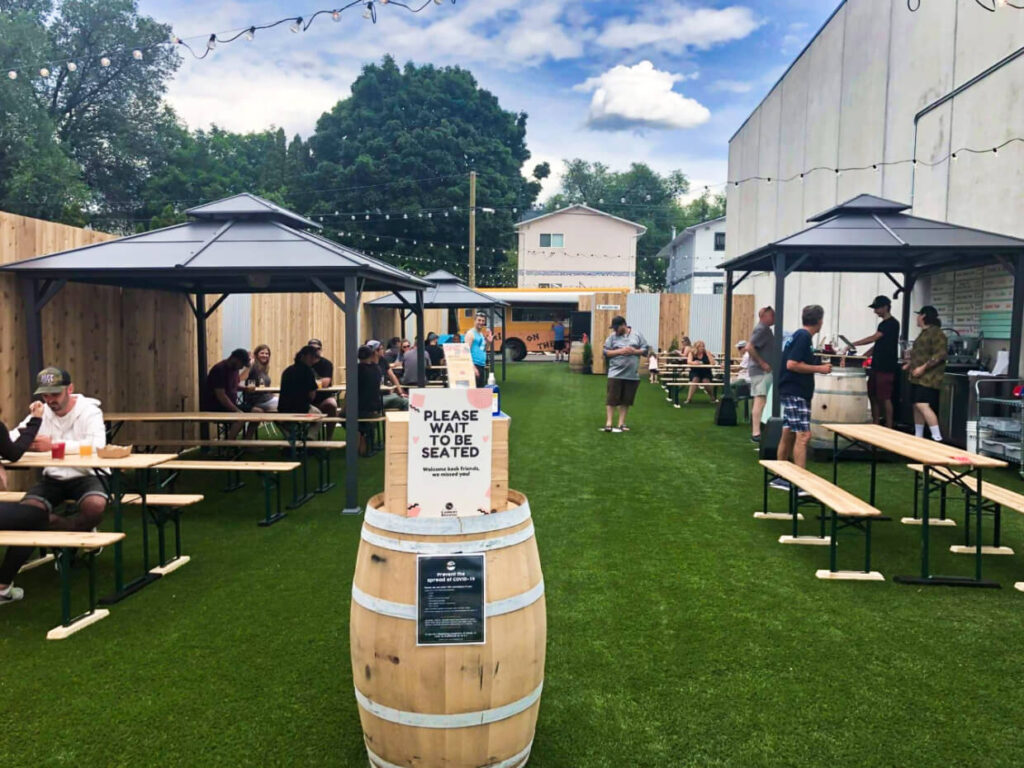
[407,388,493,517]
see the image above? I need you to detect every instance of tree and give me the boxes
[544,159,725,290]
[306,56,543,285]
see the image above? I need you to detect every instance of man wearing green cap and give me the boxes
[11,367,108,531]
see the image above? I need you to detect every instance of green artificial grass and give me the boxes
[4,364,1024,767]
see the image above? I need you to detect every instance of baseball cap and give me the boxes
[307,338,323,348]
[916,305,939,318]
[736,340,748,349]
[868,295,891,309]
[366,339,382,351]
[610,315,627,329]
[34,367,71,395]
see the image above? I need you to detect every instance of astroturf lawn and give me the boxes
[4,363,1024,767]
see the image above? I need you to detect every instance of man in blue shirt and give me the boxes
[771,305,832,489]
[551,319,566,362]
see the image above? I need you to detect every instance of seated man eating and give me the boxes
[11,368,108,531]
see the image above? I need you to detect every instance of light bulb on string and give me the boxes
[132,50,143,60]
[100,57,111,67]
[169,33,180,44]
[7,71,16,80]
[66,61,77,71]
[244,27,255,41]
[39,67,49,77]
[332,11,341,21]
[290,18,302,33]
[207,35,217,51]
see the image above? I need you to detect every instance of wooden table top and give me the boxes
[3,452,179,470]
[252,386,344,395]
[104,412,322,423]
[823,423,1008,468]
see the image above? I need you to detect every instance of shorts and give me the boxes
[781,395,811,433]
[553,340,566,351]
[910,384,940,410]
[606,378,640,407]
[690,370,713,383]
[749,372,770,397]
[867,371,895,401]
[24,474,109,514]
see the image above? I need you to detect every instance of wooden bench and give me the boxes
[159,460,301,526]
[3,492,204,577]
[659,380,726,407]
[908,464,1024,556]
[0,529,125,639]
[759,460,884,581]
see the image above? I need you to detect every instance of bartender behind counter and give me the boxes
[848,295,900,429]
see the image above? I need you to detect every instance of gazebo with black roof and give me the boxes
[0,192,433,514]
[716,194,1024,424]
[368,269,511,380]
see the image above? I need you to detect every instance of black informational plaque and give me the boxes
[416,554,486,646]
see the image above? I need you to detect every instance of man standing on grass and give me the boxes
[601,315,649,433]
[770,305,831,490]
[746,306,775,444]
[848,296,899,429]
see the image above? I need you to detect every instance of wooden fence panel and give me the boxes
[658,293,691,352]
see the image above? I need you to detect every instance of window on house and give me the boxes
[713,282,725,295]
[714,232,726,251]
[539,233,564,247]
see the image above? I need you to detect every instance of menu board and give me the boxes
[928,266,1013,339]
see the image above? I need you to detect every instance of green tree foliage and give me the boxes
[306,56,544,284]
[0,0,178,224]
[545,159,726,291]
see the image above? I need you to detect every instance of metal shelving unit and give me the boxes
[975,378,1024,476]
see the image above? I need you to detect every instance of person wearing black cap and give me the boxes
[601,315,649,433]
[279,346,321,415]
[849,296,900,429]
[904,306,947,441]
[307,338,338,418]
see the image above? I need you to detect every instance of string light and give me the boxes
[132,50,143,60]
[100,56,111,67]
[39,67,49,77]
[909,0,1024,9]
[66,61,77,72]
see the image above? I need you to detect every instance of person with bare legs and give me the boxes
[849,296,900,429]
[904,306,947,441]
[770,306,831,491]
[601,316,649,433]
[746,307,775,443]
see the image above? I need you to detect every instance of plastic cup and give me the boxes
[79,443,93,457]
[51,441,66,460]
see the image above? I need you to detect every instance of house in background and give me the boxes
[658,216,727,294]
[514,204,646,290]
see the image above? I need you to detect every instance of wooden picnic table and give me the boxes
[824,422,1007,588]
[3,451,178,603]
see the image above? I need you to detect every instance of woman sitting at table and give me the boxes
[244,344,278,413]
[684,340,718,405]
[0,401,46,606]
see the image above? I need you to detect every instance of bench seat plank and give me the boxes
[161,460,301,472]
[759,460,881,518]
[141,439,346,449]
[122,493,205,506]
[907,464,1024,512]
[0,530,124,548]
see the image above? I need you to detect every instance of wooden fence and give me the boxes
[0,211,220,485]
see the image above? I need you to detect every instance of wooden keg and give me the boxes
[351,490,546,768]
[568,342,584,372]
[810,369,871,449]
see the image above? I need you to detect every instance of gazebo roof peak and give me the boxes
[422,269,464,284]
[185,192,321,230]
[808,194,911,222]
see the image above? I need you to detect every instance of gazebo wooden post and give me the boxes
[343,276,361,514]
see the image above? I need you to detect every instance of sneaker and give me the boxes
[751,435,761,444]
[769,477,792,491]
[0,585,24,605]
[600,426,613,432]
[611,428,623,433]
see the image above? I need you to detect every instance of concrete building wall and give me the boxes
[726,0,1024,353]
[516,208,641,289]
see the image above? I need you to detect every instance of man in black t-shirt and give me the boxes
[279,346,320,415]
[850,296,900,429]
[307,338,338,417]
[772,305,832,488]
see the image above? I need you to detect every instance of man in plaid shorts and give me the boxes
[770,305,832,491]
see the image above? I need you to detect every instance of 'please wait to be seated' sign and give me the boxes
[406,388,493,518]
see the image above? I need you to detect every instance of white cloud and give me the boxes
[710,79,753,94]
[574,61,710,132]
[597,5,762,53]
[781,22,810,54]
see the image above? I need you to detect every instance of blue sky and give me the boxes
[140,0,839,199]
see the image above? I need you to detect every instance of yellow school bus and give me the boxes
[457,288,630,360]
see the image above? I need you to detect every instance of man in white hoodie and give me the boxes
[13,368,108,531]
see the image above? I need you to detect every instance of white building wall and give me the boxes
[517,209,640,289]
[726,0,1024,354]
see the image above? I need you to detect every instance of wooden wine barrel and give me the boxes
[351,490,546,768]
[810,369,871,449]
[568,342,584,372]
